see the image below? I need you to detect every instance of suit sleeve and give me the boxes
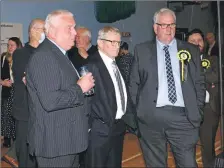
[129,45,140,106]
[205,56,219,84]
[194,48,206,108]
[26,52,84,112]
[12,49,24,85]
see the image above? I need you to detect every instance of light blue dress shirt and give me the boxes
[156,38,185,107]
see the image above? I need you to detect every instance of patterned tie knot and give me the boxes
[163,45,169,51]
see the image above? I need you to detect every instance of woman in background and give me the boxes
[1,37,22,148]
[116,42,134,84]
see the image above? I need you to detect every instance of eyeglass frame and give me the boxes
[156,23,176,29]
[99,38,122,46]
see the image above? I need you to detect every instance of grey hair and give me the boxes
[45,9,73,34]
[76,26,92,41]
[153,8,176,24]
[97,26,121,40]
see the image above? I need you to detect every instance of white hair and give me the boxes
[153,8,176,24]
[76,26,92,41]
[98,26,120,40]
[44,9,73,34]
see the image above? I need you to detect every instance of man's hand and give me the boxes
[78,48,88,59]
[77,72,95,93]
[1,79,12,87]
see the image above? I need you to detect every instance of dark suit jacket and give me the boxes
[12,43,36,121]
[206,42,219,57]
[26,39,89,157]
[67,45,97,72]
[129,39,206,128]
[87,51,138,135]
[1,54,11,99]
[202,54,219,113]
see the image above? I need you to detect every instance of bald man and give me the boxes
[206,32,219,57]
[12,18,45,167]
[67,26,97,73]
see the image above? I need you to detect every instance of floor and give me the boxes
[1,125,222,167]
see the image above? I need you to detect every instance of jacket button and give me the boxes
[156,87,158,90]
[153,100,156,103]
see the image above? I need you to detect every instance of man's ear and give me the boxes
[153,24,157,35]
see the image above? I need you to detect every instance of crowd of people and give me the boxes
[1,7,221,168]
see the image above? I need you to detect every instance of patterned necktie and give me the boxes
[163,45,177,104]
[112,61,125,111]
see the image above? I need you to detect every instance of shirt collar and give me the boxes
[98,50,115,64]
[156,37,176,50]
[48,38,66,55]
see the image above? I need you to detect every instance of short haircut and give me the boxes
[153,8,176,24]
[120,42,129,50]
[186,28,204,41]
[98,26,120,40]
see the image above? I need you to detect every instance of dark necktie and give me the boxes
[112,61,125,111]
[163,45,177,104]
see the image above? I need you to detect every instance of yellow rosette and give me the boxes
[201,59,210,69]
[177,50,191,81]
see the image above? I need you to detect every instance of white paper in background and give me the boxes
[205,90,210,103]
[1,22,23,54]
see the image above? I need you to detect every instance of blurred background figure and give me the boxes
[67,26,97,73]
[116,42,134,84]
[1,37,22,148]
[187,28,220,167]
[205,32,219,57]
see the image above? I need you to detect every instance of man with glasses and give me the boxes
[129,8,205,167]
[85,26,138,168]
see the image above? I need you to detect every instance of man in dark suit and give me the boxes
[85,26,138,168]
[187,29,220,167]
[67,26,97,73]
[129,8,206,167]
[206,32,219,57]
[11,18,45,167]
[25,10,95,167]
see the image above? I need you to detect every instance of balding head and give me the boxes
[75,26,91,49]
[29,18,45,33]
[28,18,45,45]
[206,32,215,45]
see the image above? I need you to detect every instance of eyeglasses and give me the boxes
[156,23,176,29]
[99,39,121,46]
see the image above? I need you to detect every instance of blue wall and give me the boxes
[1,0,167,52]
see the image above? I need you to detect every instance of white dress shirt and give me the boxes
[99,50,127,119]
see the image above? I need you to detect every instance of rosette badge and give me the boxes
[177,50,191,62]
[177,50,191,81]
[201,59,210,69]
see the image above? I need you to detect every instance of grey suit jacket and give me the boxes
[129,39,206,128]
[202,54,219,113]
[26,39,89,157]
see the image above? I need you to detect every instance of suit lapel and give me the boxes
[177,40,185,83]
[151,41,158,88]
[45,39,80,80]
[94,52,117,111]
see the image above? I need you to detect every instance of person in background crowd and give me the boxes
[11,18,45,168]
[67,26,97,73]
[206,32,219,57]
[116,42,134,85]
[1,37,22,148]
[187,28,220,167]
